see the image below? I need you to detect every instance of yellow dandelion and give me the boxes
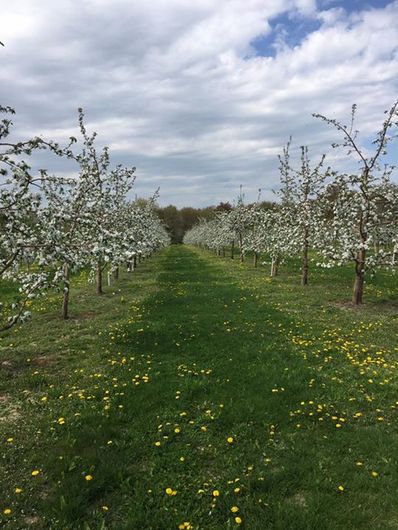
[3,508,12,515]
[231,506,239,513]
[85,474,93,481]
[212,490,220,497]
[155,441,161,447]
[102,506,109,511]
[15,487,23,494]
[31,470,40,477]
[338,485,344,492]
[227,436,234,444]
[235,516,242,524]
[371,471,378,477]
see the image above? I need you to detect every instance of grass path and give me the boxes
[1,245,397,529]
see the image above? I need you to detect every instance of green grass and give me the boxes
[0,245,397,529]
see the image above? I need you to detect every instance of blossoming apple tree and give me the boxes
[314,101,398,304]
[0,106,72,329]
[1,106,169,326]
[277,139,329,285]
[40,109,169,319]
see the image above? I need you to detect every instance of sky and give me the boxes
[1,0,397,207]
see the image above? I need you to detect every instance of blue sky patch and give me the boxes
[250,0,395,58]
[321,0,394,11]
[251,14,322,57]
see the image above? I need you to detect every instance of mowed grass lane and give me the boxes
[1,245,397,529]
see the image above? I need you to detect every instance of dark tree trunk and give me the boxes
[271,257,279,277]
[239,234,244,263]
[134,255,137,269]
[352,249,366,305]
[253,252,258,268]
[114,266,119,280]
[96,261,103,295]
[222,247,225,257]
[392,248,398,266]
[301,231,309,286]
[231,241,235,259]
[62,263,70,320]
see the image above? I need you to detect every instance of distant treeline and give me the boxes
[156,201,274,243]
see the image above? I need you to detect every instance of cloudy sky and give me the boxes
[1,0,398,206]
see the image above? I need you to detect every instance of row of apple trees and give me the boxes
[0,107,170,330]
[184,101,398,305]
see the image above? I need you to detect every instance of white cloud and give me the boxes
[0,0,397,206]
